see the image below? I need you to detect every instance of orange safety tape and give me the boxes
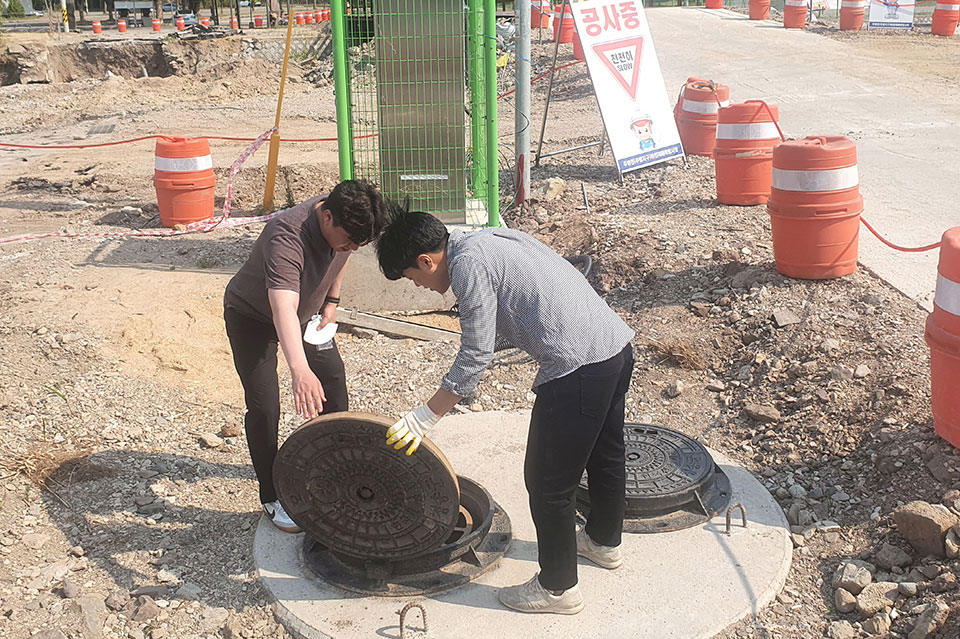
[859,217,942,253]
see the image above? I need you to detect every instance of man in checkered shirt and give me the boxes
[377,209,635,615]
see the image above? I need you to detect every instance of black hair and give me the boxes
[375,204,449,280]
[322,179,387,246]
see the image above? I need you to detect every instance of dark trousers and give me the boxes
[525,344,634,591]
[224,306,348,504]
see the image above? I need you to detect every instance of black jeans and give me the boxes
[224,306,348,504]
[525,344,634,591]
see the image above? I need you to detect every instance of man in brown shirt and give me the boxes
[223,180,386,532]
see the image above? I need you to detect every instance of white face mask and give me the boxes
[303,316,338,346]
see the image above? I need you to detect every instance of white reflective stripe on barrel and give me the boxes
[155,155,213,172]
[716,122,781,140]
[841,1,864,7]
[682,99,731,114]
[771,165,859,191]
[935,3,960,10]
[785,0,807,6]
[935,273,960,317]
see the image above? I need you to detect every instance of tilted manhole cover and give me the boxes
[274,412,461,559]
[577,424,731,533]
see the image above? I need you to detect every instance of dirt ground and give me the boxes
[0,18,958,639]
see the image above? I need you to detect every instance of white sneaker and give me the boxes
[262,501,301,533]
[498,573,584,615]
[576,527,623,569]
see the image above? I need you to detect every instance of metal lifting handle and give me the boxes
[399,602,428,639]
[725,503,747,535]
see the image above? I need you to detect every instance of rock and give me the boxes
[826,620,856,639]
[856,581,899,618]
[832,491,850,502]
[926,454,955,484]
[821,338,841,354]
[690,301,712,317]
[930,571,957,593]
[32,632,67,639]
[834,587,857,613]
[351,327,379,340]
[69,545,85,557]
[772,309,801,328]
[104,590,130,611]
[22,533,51,550]
[137,502,164,515]
[156,569,178,584]
[854,364,871,378]
[174,582,201,601]
[744,402,780,423]
[221,614,245,639]
[134,495,155,507]
[945,529,959,558]
[531,177,565,201]
[907,601,950,639]
[220,418,243,438]
[875,542,912,570]
[130,596,161,622]
[833,561,873,595]
[61,577,79,599]
[665,380,683,398]
[788,484,807,500]
[894,500,959,557]
[76,595,106,639]
[199,433,222,448]
[862,612,891,635]
[790,533,805,547]
[830,365,854,382]
[200,607,230,631]
[898,582,918,597]
[706,379,725,392]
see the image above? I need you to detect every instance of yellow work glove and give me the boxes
[386,405,441,456]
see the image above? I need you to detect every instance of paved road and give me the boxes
[648,8,958,308]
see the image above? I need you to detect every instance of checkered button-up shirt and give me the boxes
[441,228,635,397]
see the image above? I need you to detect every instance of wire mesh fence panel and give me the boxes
[334,0,497,224]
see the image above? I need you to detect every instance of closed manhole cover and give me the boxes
[577,424,730,532]
[274,412,461,559]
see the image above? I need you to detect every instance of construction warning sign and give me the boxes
[571,0,683,174]
[867,0,914,28]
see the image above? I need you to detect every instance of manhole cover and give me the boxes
[577,424,731,533]
[274,412,461,559]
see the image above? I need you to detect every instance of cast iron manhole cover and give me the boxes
[577,424,731,533]
[273,412,461,560]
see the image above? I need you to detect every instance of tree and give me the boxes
[4,0,26,18]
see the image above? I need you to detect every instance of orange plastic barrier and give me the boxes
[767,136,862,279]
[305,11,315,23]
[532,0,551,27]
[572,31,585,61]
[152,18,162,31]
[839,0,866,29]
[295,12,304,24]
[783,0,808,28]
[92,19,102,34]
[117,18,127,32]
[154,137,216,228]
[926,227,960,448]
[176,16,185,30]
[749,0,771,19]
[932,2,960,36]
[553,3,574,43]
[200,16,210,26]
[713,101,781,206]
[674,77,730,157]
[706,0,723,7]
[314,10,322,22]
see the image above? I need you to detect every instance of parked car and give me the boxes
[239,1,249,6]
[173,11,197,25]
[161,3,177,11]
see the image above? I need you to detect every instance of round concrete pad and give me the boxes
[254,411,792,639]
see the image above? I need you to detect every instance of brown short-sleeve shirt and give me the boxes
[224,195,346,325]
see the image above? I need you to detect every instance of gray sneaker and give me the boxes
[576,527,623,569]
[498,573,584,615]
[262,501,301,533]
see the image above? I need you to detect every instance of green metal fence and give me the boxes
[331,0,499,226]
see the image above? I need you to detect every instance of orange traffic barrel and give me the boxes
[926,228,960,448]
[313,10,322,21]
[176,16,185,30]
[200,16,210,26]
[573,31,585,61]
[152,18,162,31]
[117,18,127,32]
[713,101,781,206]
[92,19,102,34]
[553,3,574,43]
[305,11,315,23]
[783,0,808,28]
[153,137,216,228]
[766,136,862,279]
[673,77,730,157]
[749,0,771,19]
[230,16,238,28]
[532,0,551,27]
[295,12,304,24]
[323,8,331,19]
[706,0,723,7]
[254,15,264,26]
[839,0,866,29]
[932,1,960,36]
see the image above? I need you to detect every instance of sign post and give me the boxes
[570,0,684,175]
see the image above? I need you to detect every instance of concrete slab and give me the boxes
[254,411,791,639]
[339,244,455,313]
[649,8,958,309]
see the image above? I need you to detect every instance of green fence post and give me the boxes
[469,0,487,218]
[483,0,500,227]
[331,0,353,181]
